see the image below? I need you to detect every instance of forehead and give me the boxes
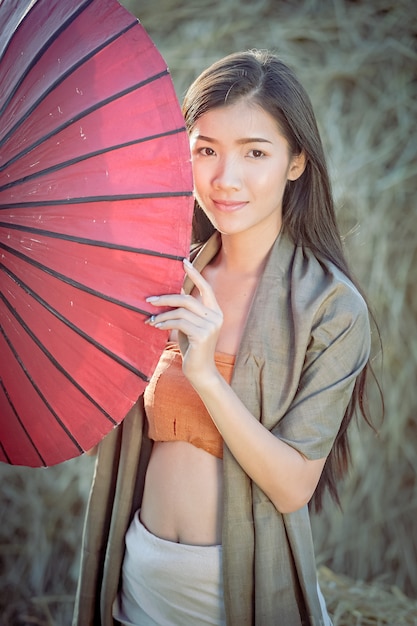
[190,100,282,140]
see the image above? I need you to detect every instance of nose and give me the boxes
[212,156,242,191]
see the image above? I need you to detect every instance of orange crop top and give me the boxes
[144,342,235,459]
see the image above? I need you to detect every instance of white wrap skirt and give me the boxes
[113,511,226,626]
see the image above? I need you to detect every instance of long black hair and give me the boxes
[182,50,381,511]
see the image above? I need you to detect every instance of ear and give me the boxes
[287,150,307,181]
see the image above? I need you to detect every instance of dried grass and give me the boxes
[1,0,416,623]
[318,566,417,626]
[0,457,95,625]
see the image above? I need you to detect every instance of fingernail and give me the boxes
[146,296,159,302]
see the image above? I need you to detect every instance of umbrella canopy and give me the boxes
[0,0,194,467]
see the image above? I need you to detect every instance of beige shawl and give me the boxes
[73,231,370,625]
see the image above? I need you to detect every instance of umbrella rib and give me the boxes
[1,293,119,431]
[0,0,136,120]
[0,439,12,465]
[0,189,193,207]
[0,221,185,261]
[0,242,152,317]
[0,0,40,67]
[2,264,151,382]
[0,127,187,190]
[0,378,46,466]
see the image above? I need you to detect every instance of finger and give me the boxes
[146,293,218,319]
[147,313,217,343]
[145,305,220,329]
[183,259,221,311]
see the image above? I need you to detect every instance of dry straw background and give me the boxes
[1,0,416,624]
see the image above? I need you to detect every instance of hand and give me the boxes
[145,259,223,386]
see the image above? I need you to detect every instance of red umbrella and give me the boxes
[0,0,194,467]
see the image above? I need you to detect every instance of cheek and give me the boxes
[191,172,205,205]
[254,162,289,194]
[248,169,276,194]
[191,162,208,194]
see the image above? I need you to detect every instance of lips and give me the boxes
[212,199,248,212]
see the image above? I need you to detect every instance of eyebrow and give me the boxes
[195,134,272,145]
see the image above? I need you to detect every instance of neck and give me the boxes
[218,227,280,276]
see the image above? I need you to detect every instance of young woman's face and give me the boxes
[189,99,304,239]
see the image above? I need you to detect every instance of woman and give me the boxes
[74,50,375,626]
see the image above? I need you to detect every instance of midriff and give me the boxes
[140,440,223,546]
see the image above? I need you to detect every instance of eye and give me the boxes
[198,147,216,156]
[249,149,265,159]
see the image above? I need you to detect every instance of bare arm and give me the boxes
[189,367,326,513]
